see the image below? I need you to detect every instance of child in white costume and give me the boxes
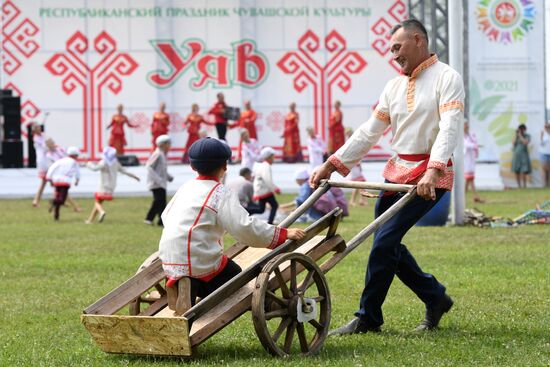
[159,138,305,303]
[240,129,261,171]
[45,146,81,220]
[85,146,140,223]
[253,147,281,224]
[145,135,173,226]
[306,126,327,170]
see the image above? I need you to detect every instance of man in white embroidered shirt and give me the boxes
[311,19,464,334]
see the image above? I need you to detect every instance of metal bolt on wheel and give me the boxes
[252,252,331,357]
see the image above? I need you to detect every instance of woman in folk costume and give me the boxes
[253,147,281,224]
[463,121,484,203]
[306,126,327,170]
[230,100,258,139]
[46,147,81,221]
[328,100,346,154]
[151,102,170,149]
[159,138,305,304]
[282,102,303,163]
[31,123,48,207]
[85,146,140,224]
[107,104,136,155]
[345,128,367,206]
[182,104,212,163]
[240,129,261,171]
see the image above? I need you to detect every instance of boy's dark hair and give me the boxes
[192,163,224,177]
[239,167,251,177]
[390,19,429,45]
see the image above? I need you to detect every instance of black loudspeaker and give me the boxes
[118,154,140,166]
[2,96,22,140]
[27,124,43,168]
[2,140,23,168]
[223,106,240,121]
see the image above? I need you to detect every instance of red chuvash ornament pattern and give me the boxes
[277,29,367,140]
[371,0,408,73]
[266,111,284,133]
[45,31,138,159]
[1,0,39,75]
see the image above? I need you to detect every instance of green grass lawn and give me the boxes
[1,189,549,366]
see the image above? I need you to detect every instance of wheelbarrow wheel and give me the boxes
[252,252,331,357]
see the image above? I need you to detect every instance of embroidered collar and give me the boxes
[410,54,438,78]
[197,175,220,182]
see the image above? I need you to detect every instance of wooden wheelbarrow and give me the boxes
[81,180,416,357]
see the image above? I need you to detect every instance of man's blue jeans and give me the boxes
[355,187,447,327]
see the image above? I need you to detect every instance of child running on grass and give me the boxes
[45,147,81,221]
[145,135,173,226]
[159,137,305,303]
[85,146,140,224]
[44,138,83,212]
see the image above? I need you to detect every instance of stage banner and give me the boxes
[468,0,545,187]
[1,0,408,162]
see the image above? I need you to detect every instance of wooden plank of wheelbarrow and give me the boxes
[83,258,166,315]
[81,314,192,356]
[188,234,345,347]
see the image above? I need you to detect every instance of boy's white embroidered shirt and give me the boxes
[159,179,285,279]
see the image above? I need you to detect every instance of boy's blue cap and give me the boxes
[189,137,232,171]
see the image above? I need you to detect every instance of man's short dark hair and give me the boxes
[390,19,429,45]
[239,167,251,177]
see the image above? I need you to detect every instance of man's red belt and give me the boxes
[398,154,453,184]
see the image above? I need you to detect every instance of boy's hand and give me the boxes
[286,228,306,241]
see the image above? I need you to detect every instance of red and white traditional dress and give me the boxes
[241,139,261,171]
[34,133,48,180]
[159,176,287,280]
[329,55,464,190]
[182,113,210,163]
[151,111,170,149]
[307,134,326,170]
[253,160,280,201]
[87,148,133,202]
[328,110,345,154]
[46,156,80,188]
[108,114,133,155]
[283,112,303,163]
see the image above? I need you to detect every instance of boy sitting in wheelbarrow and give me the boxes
[159,137,306,304]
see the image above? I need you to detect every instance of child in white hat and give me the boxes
[85,146,140,224]
[45,146,81,220]
[252,147,280,224]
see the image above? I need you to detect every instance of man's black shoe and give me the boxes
[415,294,454,331]
[328,317,381,336]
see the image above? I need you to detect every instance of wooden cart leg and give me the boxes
[167,278,192,316]
[176,277,192,316]
[167,281,178,311]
